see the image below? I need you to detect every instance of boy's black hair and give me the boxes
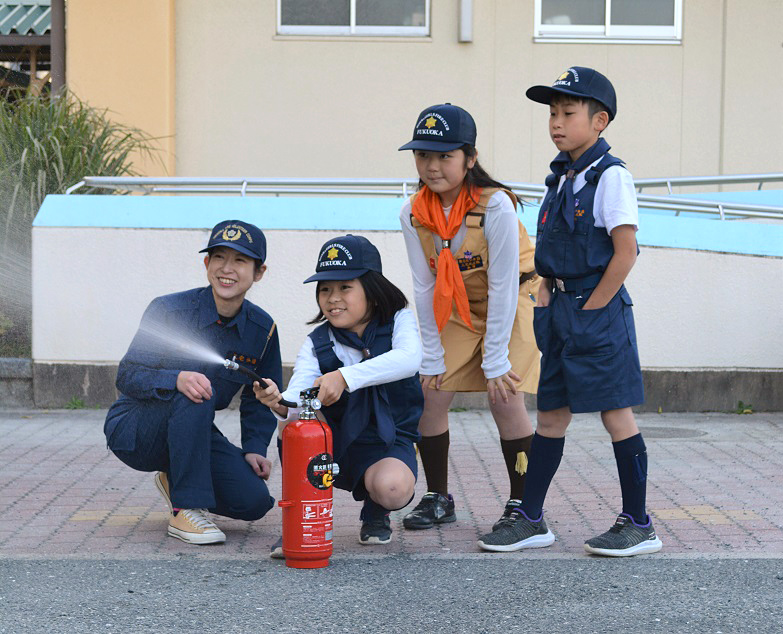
[206,247,264,273]
[550,93,608,121]
[308,270,409,327]
[416,145,513,207]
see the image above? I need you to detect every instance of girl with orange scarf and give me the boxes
[398,104,540,538]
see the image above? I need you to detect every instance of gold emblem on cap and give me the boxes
[558,71,569,80]
[221,225,242,242]
[424,116,437,129]
[327,247,340,260]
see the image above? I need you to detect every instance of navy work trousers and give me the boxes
[105,393,274,520]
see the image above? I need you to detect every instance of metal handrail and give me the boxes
[63,175,783,220]
[65,176,550,201]
[66,177,422,195]
[635,173,783,193]
[635,194,783,220]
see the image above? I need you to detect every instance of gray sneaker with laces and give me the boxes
[584,513,663,557]
[492,498,522,531]
[477,508,555,552]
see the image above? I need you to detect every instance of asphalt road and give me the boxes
[2,556,782,633]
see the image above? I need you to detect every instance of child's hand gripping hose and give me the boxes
[223,358,298,409]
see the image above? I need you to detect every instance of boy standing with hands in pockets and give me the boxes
[478,67,662,556]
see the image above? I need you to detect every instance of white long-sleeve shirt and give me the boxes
[277,308,422,422]
[399,190,520,380]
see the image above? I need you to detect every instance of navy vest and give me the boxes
[308,320,422,460]
[534,153,626,279]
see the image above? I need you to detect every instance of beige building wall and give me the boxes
[66,0,176,176]
[721,0,783,174]
[63,1,783,181]
[173,0,782,184]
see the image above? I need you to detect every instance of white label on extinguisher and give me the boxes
[299,499,333,547]
[302,501,332,520]
[301,522,333,546]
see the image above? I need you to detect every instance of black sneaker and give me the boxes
[359,503,392,545]
[492,498,522,531]
[402,492,456,530]
[477,508,555,552]
[584,513,663,557]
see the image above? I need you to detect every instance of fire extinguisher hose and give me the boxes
[222,359,297,408]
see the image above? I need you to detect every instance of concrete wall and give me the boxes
[28,185,783,412]
[32,226,783,370]
[28,218,783,411]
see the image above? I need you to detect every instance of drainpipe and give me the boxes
[50,0,65,94]
[459,0,473,42]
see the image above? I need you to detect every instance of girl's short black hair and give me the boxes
[308,270,409,327]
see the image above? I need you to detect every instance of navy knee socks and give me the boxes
[519,433,565,520]
[613,433,649,524]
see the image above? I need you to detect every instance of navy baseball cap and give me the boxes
[398,103,477,152]
[526,67,617,120]
[304,235,382,284]
[200,220,267,263]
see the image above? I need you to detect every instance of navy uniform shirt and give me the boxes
[114,287,282,456]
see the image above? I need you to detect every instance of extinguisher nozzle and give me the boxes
[222,358,297,408]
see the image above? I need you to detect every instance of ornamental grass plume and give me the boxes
[0,91,161,357]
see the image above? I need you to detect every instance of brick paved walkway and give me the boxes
[1,409,781,558]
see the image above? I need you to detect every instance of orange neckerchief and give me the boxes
[412,184,482,332]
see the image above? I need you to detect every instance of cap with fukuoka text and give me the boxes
[199,220,267,263]
[303,234,382,283]
[526,66,617,120]
[398,103,477,152]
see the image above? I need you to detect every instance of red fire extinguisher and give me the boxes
[278,387,339,569]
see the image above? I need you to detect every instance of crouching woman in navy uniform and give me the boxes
[255,235,423,549]
[104,220,282,545]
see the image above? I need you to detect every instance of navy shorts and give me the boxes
[334,436,418,503]
[534,285,644,413]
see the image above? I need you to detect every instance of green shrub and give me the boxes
[64,396,86,410]
[0,91,160,357]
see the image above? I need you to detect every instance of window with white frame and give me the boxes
[535,0,682,43]
[278,0,430,37]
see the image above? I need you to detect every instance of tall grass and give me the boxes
[0,91,161,357]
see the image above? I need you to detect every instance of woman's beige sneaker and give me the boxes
[269,535,284,559]
[154,472,225,544]
[168,508,226,545]
[154,472,173,512]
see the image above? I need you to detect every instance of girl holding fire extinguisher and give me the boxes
[254,234,423,549]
